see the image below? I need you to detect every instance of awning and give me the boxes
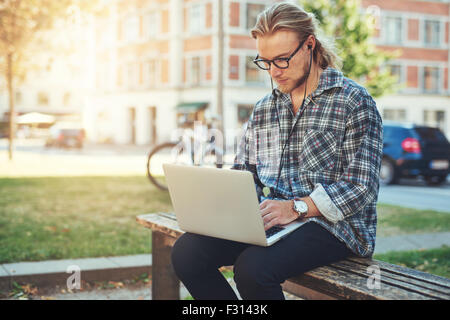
[176,102,208,113]
[17,112,55,124]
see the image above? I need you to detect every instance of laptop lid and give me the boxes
[162,164,269,246]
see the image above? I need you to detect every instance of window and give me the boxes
[146,59,158,87]
[424,110,445,132]
[385,17,402,44]
[191,57,201,85]
[63,92,71,106]
[237,104,253,126]
[145,12,158,39]
[246,3,265,30]
[124,15,139,42]
[117,65,123,87]
[190,4,203,34]
[423,67,439,93]
[424,20,440,46]
[383,109,406,121]
[37,92,49,106]
[245,56,263,83]
[388,64,402,84]
[126,62,138,88]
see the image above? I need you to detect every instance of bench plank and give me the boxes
[348,257,450,290]
[290,264,435,300]
[137,213,449,300]
[137,213,182,239]
[331,260,450,300]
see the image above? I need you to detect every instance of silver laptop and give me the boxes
[162,163,307,246]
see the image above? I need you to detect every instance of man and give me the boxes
[171,2,383,300]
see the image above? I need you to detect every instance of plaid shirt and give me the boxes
[232,67,383,257]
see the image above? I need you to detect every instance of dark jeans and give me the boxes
[171,222,353,300]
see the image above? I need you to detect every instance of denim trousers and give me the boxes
[171,221,353,300]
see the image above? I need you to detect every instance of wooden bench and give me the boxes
[137,212,450,300]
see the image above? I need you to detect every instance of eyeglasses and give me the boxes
[253,38,307,70]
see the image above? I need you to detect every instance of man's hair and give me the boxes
[250,2,342,70]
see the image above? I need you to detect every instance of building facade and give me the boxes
[86,0,277,146]
[2,0,449,143]
[362,0,449,134]
[0,16,92,131]
[88,0,450,146]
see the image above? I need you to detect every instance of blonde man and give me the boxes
[172,2,383,300]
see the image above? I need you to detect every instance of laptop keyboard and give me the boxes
[265,226,285,238]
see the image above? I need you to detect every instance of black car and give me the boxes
[381,121,450,186]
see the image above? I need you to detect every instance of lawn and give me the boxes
[0,176,449,278]
[0,176,172,263]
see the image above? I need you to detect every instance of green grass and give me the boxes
[377,203,450,237]
[374,246,450,278]
[0,176,173,263]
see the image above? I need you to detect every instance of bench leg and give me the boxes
[152,231,180,300]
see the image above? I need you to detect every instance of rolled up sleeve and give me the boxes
[310,94,383,223]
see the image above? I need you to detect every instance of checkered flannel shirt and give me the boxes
[232,67,383,257]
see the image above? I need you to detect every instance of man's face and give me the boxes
[256,30,310,94]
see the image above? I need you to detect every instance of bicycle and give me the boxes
[147,124,224,191]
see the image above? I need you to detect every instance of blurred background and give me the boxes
[1,0,449,148]
[0,0,449,299]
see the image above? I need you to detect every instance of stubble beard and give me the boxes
[276,64,310,94]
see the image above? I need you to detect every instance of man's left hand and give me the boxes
[259,199,297,231]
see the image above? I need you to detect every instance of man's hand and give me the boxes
[259,199,298,231]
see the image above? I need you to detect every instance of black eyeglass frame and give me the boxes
[253,38,307,70]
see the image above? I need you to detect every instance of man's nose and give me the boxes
[270,64,283,77]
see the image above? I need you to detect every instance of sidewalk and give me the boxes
[1,231,449,299]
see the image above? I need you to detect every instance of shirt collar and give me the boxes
[313,67,344,96]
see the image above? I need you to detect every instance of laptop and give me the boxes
[162,163,307,246]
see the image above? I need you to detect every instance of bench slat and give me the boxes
[292,265,432,300]
[136,213,183,239]
[347,257,450,290]
[331,260,450,300]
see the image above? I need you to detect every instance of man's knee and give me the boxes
[171,233,199,278]
[233,249,272,290]
[171,233,215,279]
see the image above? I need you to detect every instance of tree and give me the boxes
[299,0,400,98]
[0,0,101,160]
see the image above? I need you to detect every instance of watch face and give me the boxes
[295,200,308,213]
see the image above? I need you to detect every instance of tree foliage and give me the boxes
[0,0,102,159]
[299,0,401,98]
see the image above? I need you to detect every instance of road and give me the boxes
[378,178,450,213]
[2,138,450,213]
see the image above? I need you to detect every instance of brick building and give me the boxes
[86,0,276,145]
[362,0,450,134]
[86,0,449,146]
[4,0,446,143]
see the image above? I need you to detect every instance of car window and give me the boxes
[383,126,410,140]
[414,127,448,143]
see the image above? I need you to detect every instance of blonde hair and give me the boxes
[250,2,341,70]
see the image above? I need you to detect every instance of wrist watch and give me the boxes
[293,200,308,219]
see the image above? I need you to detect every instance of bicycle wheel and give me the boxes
[147,142,193,191]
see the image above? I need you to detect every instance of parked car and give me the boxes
[45,125,85,149]
[381,121,450,186]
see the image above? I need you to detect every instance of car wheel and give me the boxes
[425,175,447,186]
[380,158,398,185]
